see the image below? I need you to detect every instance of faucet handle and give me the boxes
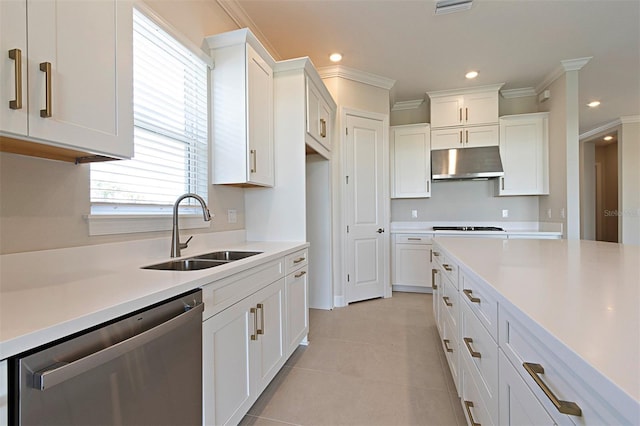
[179,235,193,250]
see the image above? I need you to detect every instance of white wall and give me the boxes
[0,1,244,254]
[620,119,640,245]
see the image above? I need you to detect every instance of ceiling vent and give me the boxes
[435,0,473,15]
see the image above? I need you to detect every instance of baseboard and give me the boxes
[392,285,433,294]
[334,295,346,307]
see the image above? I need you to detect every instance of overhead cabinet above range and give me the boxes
[427,84,503,129]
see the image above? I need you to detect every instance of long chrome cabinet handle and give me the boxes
[250,307,258,340]
[431,269,438,290]
[250,149,257,173]
[463,289,481,303]
[442,296,453,307]
[40,62,52,118]
[463,337,481,358]
[523,362,582,416]
[8,49,22,109]
[256,303,264,335]
[464,401,481,426]
[32,303,204,390]
[443,339,453,353]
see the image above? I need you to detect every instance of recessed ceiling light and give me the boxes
[604,135,613,141]
[329,53,342,63]
[465,71,479,79]
[587,101,601,108]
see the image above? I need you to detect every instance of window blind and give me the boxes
[91,8,208,212]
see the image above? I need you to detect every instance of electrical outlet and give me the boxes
[502,209,509,218]
[227,209,237,224]
[411,209,418,219]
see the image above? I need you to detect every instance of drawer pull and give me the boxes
[8,49,22,109]
[443,264,453,272]
[431,269,438,290]
[293,257,306,264]
[320,118,327,138]
[464,401,481,426]
[463,289,481,303]
[433,251,440,257]
[294,271,307,278]
[40,62,52,118]
[407,237,422,241]
[443,339,453,353]
[256,303,264,335]
[442,296,453,307]
[523,362,582,417]
[463,337,481,358]
[250,307,258,341]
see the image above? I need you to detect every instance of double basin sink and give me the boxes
[142,250,262,271]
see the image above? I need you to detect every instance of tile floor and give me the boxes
[240,292,466,426]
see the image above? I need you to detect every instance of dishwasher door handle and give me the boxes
[32,302,204,391]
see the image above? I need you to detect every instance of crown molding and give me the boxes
[317,65,396,90]
[579,114,640,141]
[427,83,504,98]
[215,0,282,60]
[535,57,593,94]
[500,87,537,99]
[392,99,425,111]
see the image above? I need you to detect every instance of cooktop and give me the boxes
[432,226,505,232]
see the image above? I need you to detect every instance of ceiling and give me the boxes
[219,0,640,134]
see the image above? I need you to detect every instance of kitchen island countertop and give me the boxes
[434,237,640,405]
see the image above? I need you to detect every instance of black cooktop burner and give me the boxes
[433,226,505,231]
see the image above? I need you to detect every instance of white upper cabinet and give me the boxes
[390,124,431,198]
[1,0,134,160]
[428,85,502,129]
[207,29,275,187]
[498,113,549,196]
[306,76,332,152]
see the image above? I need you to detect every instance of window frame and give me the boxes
[87,3,213,236]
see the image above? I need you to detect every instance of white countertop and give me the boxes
[433,237,640,403]
[0,232,307,359]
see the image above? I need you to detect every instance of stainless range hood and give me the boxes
[431,146,504,180]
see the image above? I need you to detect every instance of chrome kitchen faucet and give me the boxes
[171,193,212,258]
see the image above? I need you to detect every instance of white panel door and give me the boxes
[463,91,499,125]
[345,113,387,303]
[430,95,464,128]
[431,127,463,150]
[254,278,286,395]
[391,124,431,198]
[465,124,499,148]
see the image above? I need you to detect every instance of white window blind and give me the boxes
[91,8,208,213]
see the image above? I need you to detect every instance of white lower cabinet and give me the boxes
[461,355,493,426]
[203,279,285,426]
[392,234,433,291]
[499,350,557,426]
[202,247,309,426]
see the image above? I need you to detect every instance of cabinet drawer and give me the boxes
[202,259,284,320]
[460,353,495,426]
[499,349,556,426]
[395,234,432,244]
[460,299,499,422]
[431,249,458,288]
[285,248,308,274]
[459,271,498,340]
[441,313,460,395]
[499,306,635,425]
[440,275,458,330]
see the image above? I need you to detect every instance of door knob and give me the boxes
[377,228,385,234]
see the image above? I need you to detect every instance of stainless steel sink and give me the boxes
[192,251,262,261]
[142,251,262,271]
[142,259,229,271]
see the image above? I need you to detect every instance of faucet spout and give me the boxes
[171,193,212,258]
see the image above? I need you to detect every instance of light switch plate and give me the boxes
[411,210,418,219]
[502,209,509,218]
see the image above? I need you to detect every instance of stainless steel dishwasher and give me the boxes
[11,289,203,426]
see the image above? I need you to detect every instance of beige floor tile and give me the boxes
[239,414,300,426]
[242,293,465,426]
